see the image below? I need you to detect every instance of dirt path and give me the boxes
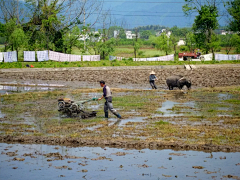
[1,64,240,89]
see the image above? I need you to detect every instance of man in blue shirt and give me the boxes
[98,80,122,119]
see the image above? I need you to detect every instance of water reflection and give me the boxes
[0,85,56,94]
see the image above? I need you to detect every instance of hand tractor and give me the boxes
[58,97,98,118]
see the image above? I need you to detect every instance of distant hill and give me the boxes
[1,0,228,30]
[95,0,227,29]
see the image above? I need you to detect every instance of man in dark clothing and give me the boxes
[149,71,157,89]
[98,80,122,119]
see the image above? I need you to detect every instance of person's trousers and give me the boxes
[104,100,118,118]
[149,80,157,89]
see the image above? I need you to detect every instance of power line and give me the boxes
[102,10,186,13]
[88,12,227,17]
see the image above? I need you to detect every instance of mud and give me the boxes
[0,65,240,153]
[0,64,240,89]
[0,135,240,152]
[0,89,240,152]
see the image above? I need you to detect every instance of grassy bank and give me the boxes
[1,45,240,69]
[1,59,240,69]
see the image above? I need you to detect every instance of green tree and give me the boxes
[133,29,141,59]
[233,34,240,53]
[0,22,6,45]
[96,38,116,59]
[192,5,219,55]
[209,33,221,59]
[169,34,179,59]
[88,31,101,55]
[185,31,196,52]
[23,0,102,52]
[63,25,81,54]
[170,26,191,38]
[140,30,152,39]
[133,41,141,58]
[3,18,19,51]
[220,34,239,54]
[154,32,172,55]
[9,27,27,59]
[226,0,240,32]
[107,26,125,39]
[119,29,126,39]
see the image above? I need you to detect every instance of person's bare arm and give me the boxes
[98,95,104,101]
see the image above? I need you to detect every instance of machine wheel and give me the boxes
[71,104,78,112]
[81,114,86,119]
[58,101,65,109]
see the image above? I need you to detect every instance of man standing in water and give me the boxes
[98,80,122,119]
[149,70,157,89]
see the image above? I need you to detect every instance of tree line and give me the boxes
[0,0,239,60]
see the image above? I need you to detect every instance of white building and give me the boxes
[125,31,140,39]
[221,30,234,35]
[156,29,171,38]
[78,31,101,42]
[114,30,120,38]
[125,31,134,39]
[177,39,185,46]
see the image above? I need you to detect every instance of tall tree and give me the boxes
[220,34,238,54]
[94,38,116,59]
[0,0,103,52]
[185,31,196,52]
[183,0,220,57]
[225,0,240,33]
[0,0,26,23]
[155,32,172,55]
[63,25,81,54]
[140,30,152,40]
[169,34,179,59]
[192,5,219,55]
[3,18,19,51]
[9,27,27,59]
[133,28,141,59]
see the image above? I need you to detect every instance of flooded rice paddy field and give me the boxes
[0,84,240,179]
[1,143,240,180]
[0,86,240,149]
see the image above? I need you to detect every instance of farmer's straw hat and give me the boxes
[150,71,156,75]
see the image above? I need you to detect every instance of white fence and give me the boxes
[0,50,101,62]
[215,54,240,61]
[2,51,240,63]
[2,51,17,62]
[179,53,240,61]
[133,54,174,61]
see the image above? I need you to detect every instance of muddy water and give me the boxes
[0,84,61,95]
[0,143,239,180]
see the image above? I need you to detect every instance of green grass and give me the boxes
[155,120,169,125]
[1,45,240,69]
[113,46,168,58]
[1,59,240,69]
[224,99,240,104]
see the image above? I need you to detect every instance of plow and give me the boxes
[58,97,98,118]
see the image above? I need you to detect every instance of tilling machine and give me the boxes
[58,97,98,118]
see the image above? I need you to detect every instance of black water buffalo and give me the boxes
[166,75,191,90]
